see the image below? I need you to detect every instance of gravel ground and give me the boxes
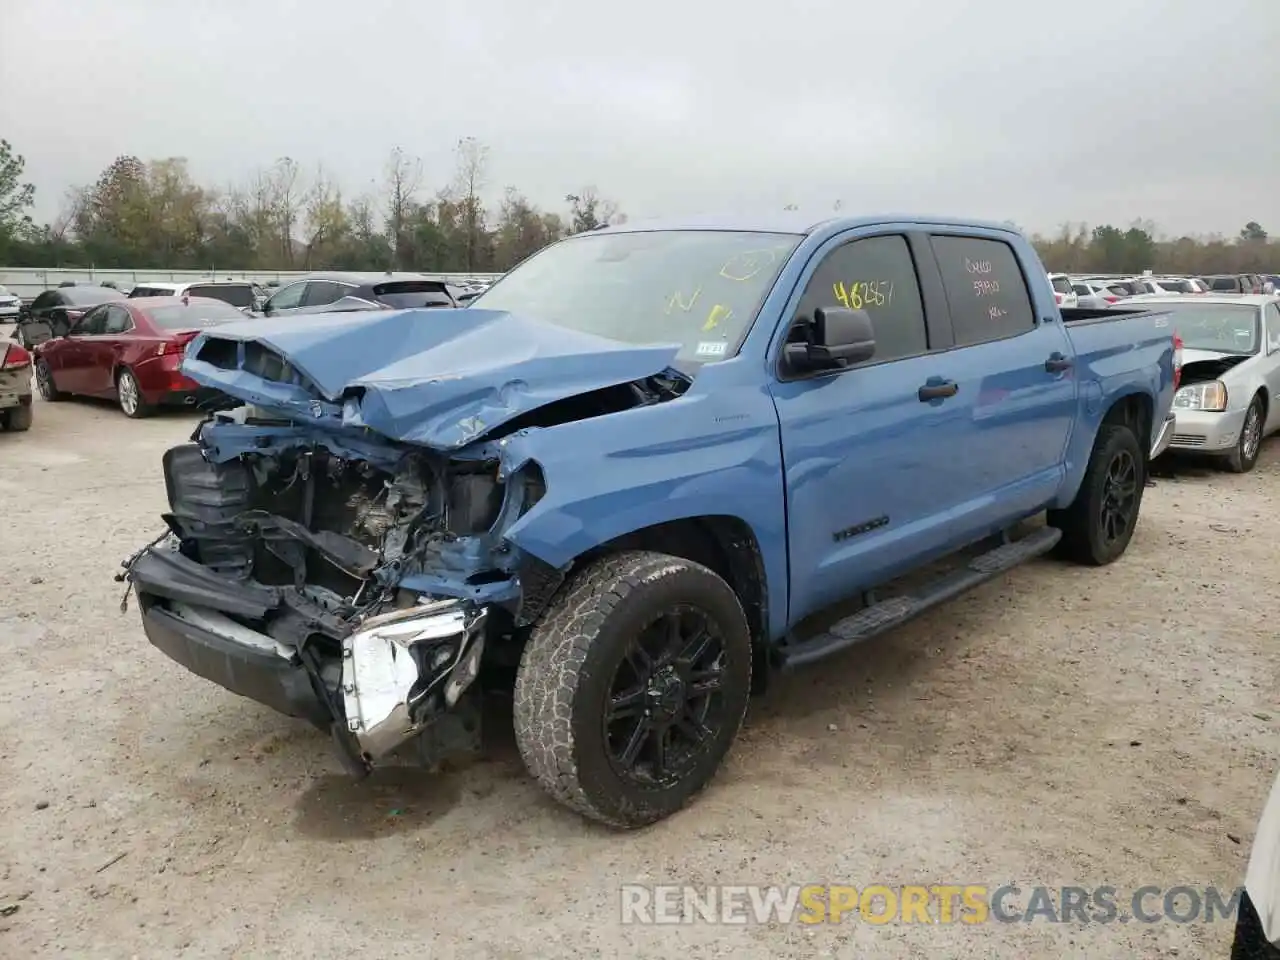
[1,356,1277,959]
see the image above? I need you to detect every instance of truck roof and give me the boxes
[594,212,1021,236]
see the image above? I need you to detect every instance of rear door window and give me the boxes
[76,306,109,335]
[929,235,1037,346]
[301,281,346,307]
[266,281,307,311]
[103,305,133,334]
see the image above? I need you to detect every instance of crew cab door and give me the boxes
[767,231,959,623]
[920,231,1077,534]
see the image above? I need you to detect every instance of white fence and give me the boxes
[0,267,504,302]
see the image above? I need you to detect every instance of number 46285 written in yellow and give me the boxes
[832,281,894,310]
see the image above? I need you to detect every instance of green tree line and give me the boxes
[0,138,624,274]
[0,137,1275,276]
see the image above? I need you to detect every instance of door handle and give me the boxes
[1045,352,1073,372]
[918,380,959,401]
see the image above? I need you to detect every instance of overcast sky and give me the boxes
[3,0,1277,238]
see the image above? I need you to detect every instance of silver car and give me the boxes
[0,285,20,320]
[1153,295,1280,472]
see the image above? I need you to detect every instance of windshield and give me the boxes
[471,230,803,364]
[1163,302,1260,354]
[187,283,254,308]
[146,300,249,329]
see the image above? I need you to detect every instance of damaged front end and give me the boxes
[120,309,692,775]
[121,409,556,775]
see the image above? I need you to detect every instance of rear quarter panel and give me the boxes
[1056,310,1175,506]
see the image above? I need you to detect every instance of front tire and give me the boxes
[116,368,151,419]
[513,551,752,828]
[1049,423,1145,565]
[1227,396,1264,474]
[35,359,63,401]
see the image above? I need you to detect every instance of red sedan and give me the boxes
[32,296,249,418]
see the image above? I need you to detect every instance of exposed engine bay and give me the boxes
[1180,354,1250,386]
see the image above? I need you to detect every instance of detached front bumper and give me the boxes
[1168,407,1248,454]
[129,543,490,770]
[139,595,332,726]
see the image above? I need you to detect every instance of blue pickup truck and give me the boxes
[122,214,1178,828]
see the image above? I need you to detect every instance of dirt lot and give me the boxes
[1,363,1277,959]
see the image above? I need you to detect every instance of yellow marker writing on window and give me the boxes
[665,287,701,315]
[832,281,864,310]
[703,304,733,331]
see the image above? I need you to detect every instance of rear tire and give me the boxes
[1049,423,1145,565]
[513,550,753,828]
[0,404,32,431]
[1226,395,1264,474]
[116,368,151,419]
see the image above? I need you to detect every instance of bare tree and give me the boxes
[565,186,620,233]
[452,137,490,270]
[303,164,348,268]
[51,186,90,242]
[265,157,302,267]
[383,147,423,269]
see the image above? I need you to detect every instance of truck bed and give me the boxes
[1059,304,1176,460]
[1060,305,1151,325]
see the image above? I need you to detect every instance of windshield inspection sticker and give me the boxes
[696,341,728,358]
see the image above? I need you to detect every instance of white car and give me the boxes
[1070,279,1130,308]
[128,280,263,313]
[1139,277,1206,295]
[1047,273,1078,308]
[0,285,20,320]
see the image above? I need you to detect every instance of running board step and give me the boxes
[780,525,1062,669]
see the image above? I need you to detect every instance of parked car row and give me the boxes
[2,270,492,424]
[1037,273,1280,471]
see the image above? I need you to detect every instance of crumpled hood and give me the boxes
[180,307,683,449]
[1181,347,1251,366]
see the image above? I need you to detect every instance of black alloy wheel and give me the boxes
[603,604,727,788]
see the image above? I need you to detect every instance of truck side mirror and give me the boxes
[784,306,876,373]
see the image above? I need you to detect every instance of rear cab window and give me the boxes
[929,235,1036,346]
[187,284,254,309]
[372,281,455,309]
[788,234,929,366]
